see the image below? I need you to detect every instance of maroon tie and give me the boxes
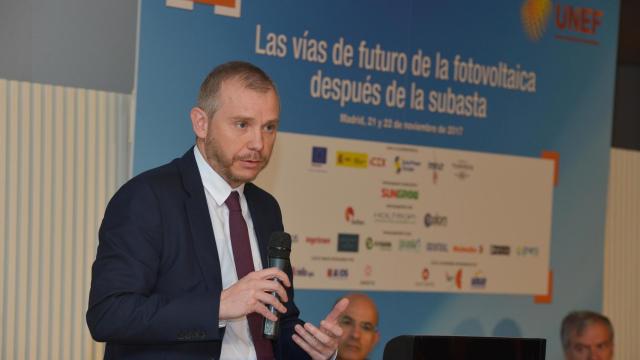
[226,191,274,360]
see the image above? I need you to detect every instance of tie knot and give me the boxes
[225,191,242,212]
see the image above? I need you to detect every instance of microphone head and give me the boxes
[269,232,292,258]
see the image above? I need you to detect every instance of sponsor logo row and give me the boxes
[348,206,447,227]
[311,146,474,182]
[293,264,488,290]
[295,233,539,257]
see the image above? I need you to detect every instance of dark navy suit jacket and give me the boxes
[87,148,309,359]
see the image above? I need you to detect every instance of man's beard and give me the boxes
[204,135,269,185]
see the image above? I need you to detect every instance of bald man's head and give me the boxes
[336,294,380,360]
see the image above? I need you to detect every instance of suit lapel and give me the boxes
[178,148,222,292]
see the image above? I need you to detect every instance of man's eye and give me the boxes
[236,122,247,129]
[361,323,375,332]
[264,124,277,132]
[339,316,353,326]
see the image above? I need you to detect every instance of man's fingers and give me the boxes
[303,322,332,344]
[253,278,288,303]
[295,324,325,348]
[324,297,349,322]
[256,268,291,287]
[294,324,333,359]
[221,269,292,321]
[319,319,343,338]
[255,290,287,314]
[292,333,324,360]
[253,302,279,322]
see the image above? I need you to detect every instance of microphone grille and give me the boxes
[269,232,292,257]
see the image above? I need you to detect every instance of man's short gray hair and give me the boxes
[197,61,278,117]
[560,311,614,351]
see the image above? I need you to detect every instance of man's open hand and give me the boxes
[292,297,350,360]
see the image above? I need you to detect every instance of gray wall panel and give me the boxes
[0,0,136,93]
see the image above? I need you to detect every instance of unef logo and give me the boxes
[554,3,603,45]
[521,0,552,41]
[521,0,604,45]
[165,0,242,18]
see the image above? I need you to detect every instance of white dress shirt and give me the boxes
[194,146,264,360]
[194,146,338,360]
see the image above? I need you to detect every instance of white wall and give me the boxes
[0,78,132,360]
[604,147,640,360]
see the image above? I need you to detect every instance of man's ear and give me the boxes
[190,107,209,139]
[373,331,380,346]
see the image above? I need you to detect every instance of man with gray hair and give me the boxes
[561,311,614,360]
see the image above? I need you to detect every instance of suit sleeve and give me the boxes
[86,177,223,344]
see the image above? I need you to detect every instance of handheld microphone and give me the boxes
[263,231,292,340]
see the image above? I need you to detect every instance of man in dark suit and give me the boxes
[87,61,348,359]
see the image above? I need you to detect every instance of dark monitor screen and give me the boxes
[383,335,546,360]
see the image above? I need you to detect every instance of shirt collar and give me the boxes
[194,146,245,206]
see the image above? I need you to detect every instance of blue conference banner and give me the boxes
[134,1,619,358]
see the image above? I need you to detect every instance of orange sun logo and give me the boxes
[521,0,552,41]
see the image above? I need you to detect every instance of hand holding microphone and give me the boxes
[263,231,292,339]
[218,267,290,321]
[218,232,292,327]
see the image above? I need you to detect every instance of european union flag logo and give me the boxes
[312,146,327,165]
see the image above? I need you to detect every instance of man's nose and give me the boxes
[586,348,600,360]
[247,127,263,151]
[350,326,361,339]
